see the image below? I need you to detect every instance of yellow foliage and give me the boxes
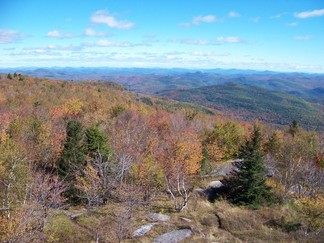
[175,139,202,175]
[0,214,18,241]
[76,164,100,194]
[0,208,34,242]
[63,98,84,116]
[296,196,324,231]
[0,129,12,178]
[0,128,10,144]
[131,155,164,189]
[266,178,285,196]
[0,92,5,104]
[49,98,84,119]
[206,142,223,162]
[136,104,152,115]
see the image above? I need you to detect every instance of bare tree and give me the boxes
[1,171,66,242]
[76,151,114,210]
[165,174,192,212]
[28,171,66,230]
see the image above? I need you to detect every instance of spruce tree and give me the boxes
[85,125,111,159]
[57,120,86,200]
[288,120,299,137]
[199,143,212,176]
[222,125,272,207]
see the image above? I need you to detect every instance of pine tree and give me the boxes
[57,120,86,200]
[199,143,211,175]
[265,131,281,154]
[222,125,272,208]
[288,120,299,137]
[85,125,111,159]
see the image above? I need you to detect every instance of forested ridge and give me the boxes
[0,74,323,242]
[158,82,324,130]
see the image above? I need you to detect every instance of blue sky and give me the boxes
[0,0,324,72]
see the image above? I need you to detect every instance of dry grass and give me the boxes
[44,194,323,242]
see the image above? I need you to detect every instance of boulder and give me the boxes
[154,229,192,243]
[208,180,224,188]
[209,159,243,177]
[146,213,170,222]
[132,223,156,237]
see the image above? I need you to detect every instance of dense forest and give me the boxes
[158,82,324,130]
[0,74,323,242]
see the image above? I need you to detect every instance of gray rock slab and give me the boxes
[132,223,156,237]
[154,229,192,243]
[146,213,170,222]
[209,159,243,177]
[208,180,224,188]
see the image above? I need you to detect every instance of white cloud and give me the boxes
[228,11,240,18]
[47,30,74,38]
[83,39,142,47]
[216,37,244,43]
[295,9,324,18]
[180,15,216,27]
[174,38,214,45]
[164,51,185,55]
[18,44,82,55]
[286,22,298,27]
[21,49,47,54]
[271,12,287,19]
[91,10,134,29]
[191,51,215,56]
[0,29,25,44]
[294,35,312,40]
[174,37,244,45]
[179,22,191,27]
[193,15,216,24]
[46,44,82,51]
[84,28,110,37]
[191,51,230,57]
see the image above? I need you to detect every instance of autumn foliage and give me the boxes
[0,74,323,240]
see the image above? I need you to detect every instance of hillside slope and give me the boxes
[158,82,324,130]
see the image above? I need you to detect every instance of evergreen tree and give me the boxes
[222,125,272,208]
[57,120,86,200]
[288,120,299,137]
[265,131,281,154]
[85,125,111,159]
[199,143,211,176]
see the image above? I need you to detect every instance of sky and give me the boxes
[0,0,324,72]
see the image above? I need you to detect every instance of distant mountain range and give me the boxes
[1,67,323,101]
[1,67,323,129]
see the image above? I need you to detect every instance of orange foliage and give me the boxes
[159,129,202,176]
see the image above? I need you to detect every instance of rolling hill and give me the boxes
[1,68,324,104]
[157,82,324,130]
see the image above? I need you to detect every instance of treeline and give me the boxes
[0,75,323,241]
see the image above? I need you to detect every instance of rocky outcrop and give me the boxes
[208,180,224,188]
[132,223,157,237]
[153,229,192,243]
[146,213,170,222]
